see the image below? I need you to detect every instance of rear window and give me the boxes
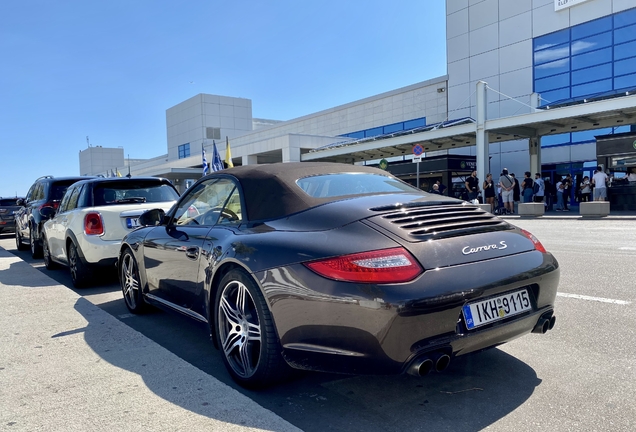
[94,181,179,205]
[50,180,83,201]
[296,173,417,198]
[0,199,20,206]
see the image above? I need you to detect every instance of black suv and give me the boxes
[0,197,24,234]
[15,175,93,258]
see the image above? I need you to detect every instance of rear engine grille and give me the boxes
[379,203,509,241]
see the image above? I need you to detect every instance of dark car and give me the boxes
[118,162,559,388]
[0,197,24,234]
[15,175,94,258]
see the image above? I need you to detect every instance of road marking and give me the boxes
[118,313,135,319]
[619,247,636,251]
[557,292,631,305]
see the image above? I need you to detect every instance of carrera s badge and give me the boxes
[462,241,507,255]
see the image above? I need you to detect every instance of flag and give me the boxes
[110,169,116,178]
[211,140,224,172]
[225,136,234,168]
[116,168,122,178]
[202,147,209,175]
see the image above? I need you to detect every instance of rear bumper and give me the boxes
[78,235,122,266]
[258,250,559,375]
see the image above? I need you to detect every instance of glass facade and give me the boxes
[178,143,190,159]
[533,7,636,107]
[340,117,426,139]
[533,8,636,150]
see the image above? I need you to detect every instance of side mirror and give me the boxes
[16,198,24,206]
[138,208,166,227]
[39,206,56,219]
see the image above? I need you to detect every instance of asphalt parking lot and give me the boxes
[1,215,635,432]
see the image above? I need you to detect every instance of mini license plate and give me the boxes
[126,217,140,229]
[462,289,531,330]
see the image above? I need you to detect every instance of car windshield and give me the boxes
[296,173,417,198]
[94,182,178,206]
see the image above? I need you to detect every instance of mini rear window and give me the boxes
[296,173,417,198]
[94,181,179,205]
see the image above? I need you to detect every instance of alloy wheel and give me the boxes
[68,244,78,282]
[218,280,262,378]
[121,252,140,310]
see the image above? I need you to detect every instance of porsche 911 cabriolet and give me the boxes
[118,162,559,388]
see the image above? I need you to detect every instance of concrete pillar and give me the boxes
[242,154,258,165]
[283,146,301,163]
[529,93,542,175]
[529,136,541,175]
[475,81,489,201]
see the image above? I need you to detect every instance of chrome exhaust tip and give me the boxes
[407,358,434,377]
[434,353,451,372]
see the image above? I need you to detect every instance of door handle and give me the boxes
[185,247,199,260]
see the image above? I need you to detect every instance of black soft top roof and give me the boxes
[216,162,397,221]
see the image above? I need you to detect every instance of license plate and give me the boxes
[126,217,140,229]
[462,289,531,330]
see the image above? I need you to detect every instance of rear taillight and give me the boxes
[84,212,104,236]
[521,229,547,253]
[304,247,423,283]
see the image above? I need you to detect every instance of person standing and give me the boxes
[465,170,480,202]
[562,174,572,211]
[498,168,515,214]
[429,184,442,195]
[436,180,447,195]
[521,172,534,203]
[592,166,609,201]
[555,179,565,211]
[579,176,591,202]
[533,173,545,203]
[483,174,496,213]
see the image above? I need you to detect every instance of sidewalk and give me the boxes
[0,247,301,432]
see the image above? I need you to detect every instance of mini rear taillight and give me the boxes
[84,212,104,236]
[304,247,423,284]
[520,229,547,253]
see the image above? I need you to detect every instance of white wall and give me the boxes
[79,146,125,176]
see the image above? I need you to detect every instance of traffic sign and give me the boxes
[412,156,422,163]
[413,144,424,156]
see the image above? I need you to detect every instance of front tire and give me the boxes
[120,248,148,313]
[215,268,289,388]
[16,229,28,251]
[68,241,91,288]
[42,234,57,270]
[30,226,42,258]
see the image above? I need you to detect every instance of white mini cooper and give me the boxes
[41,177,179,287]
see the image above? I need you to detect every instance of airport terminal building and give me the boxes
[80,0,636,203]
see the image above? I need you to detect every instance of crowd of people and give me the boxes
[454,165,611,214]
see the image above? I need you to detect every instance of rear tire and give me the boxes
[120,248,148,313]
[15,230,28,251]
[214,268,289,388]
[30,227,42,258]
[42,234,57,270]
[68,242,91,288]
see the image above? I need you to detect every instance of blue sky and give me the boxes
[0,0,447,197]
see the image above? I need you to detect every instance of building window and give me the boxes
[533,7,636,107]
[340,117,427,139]
[178,143,190,159]
[206,127,221,140]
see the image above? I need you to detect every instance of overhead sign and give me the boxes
[412,144,424,156]
[555,0,592,11]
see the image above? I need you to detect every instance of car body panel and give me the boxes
[118,162,559,383]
